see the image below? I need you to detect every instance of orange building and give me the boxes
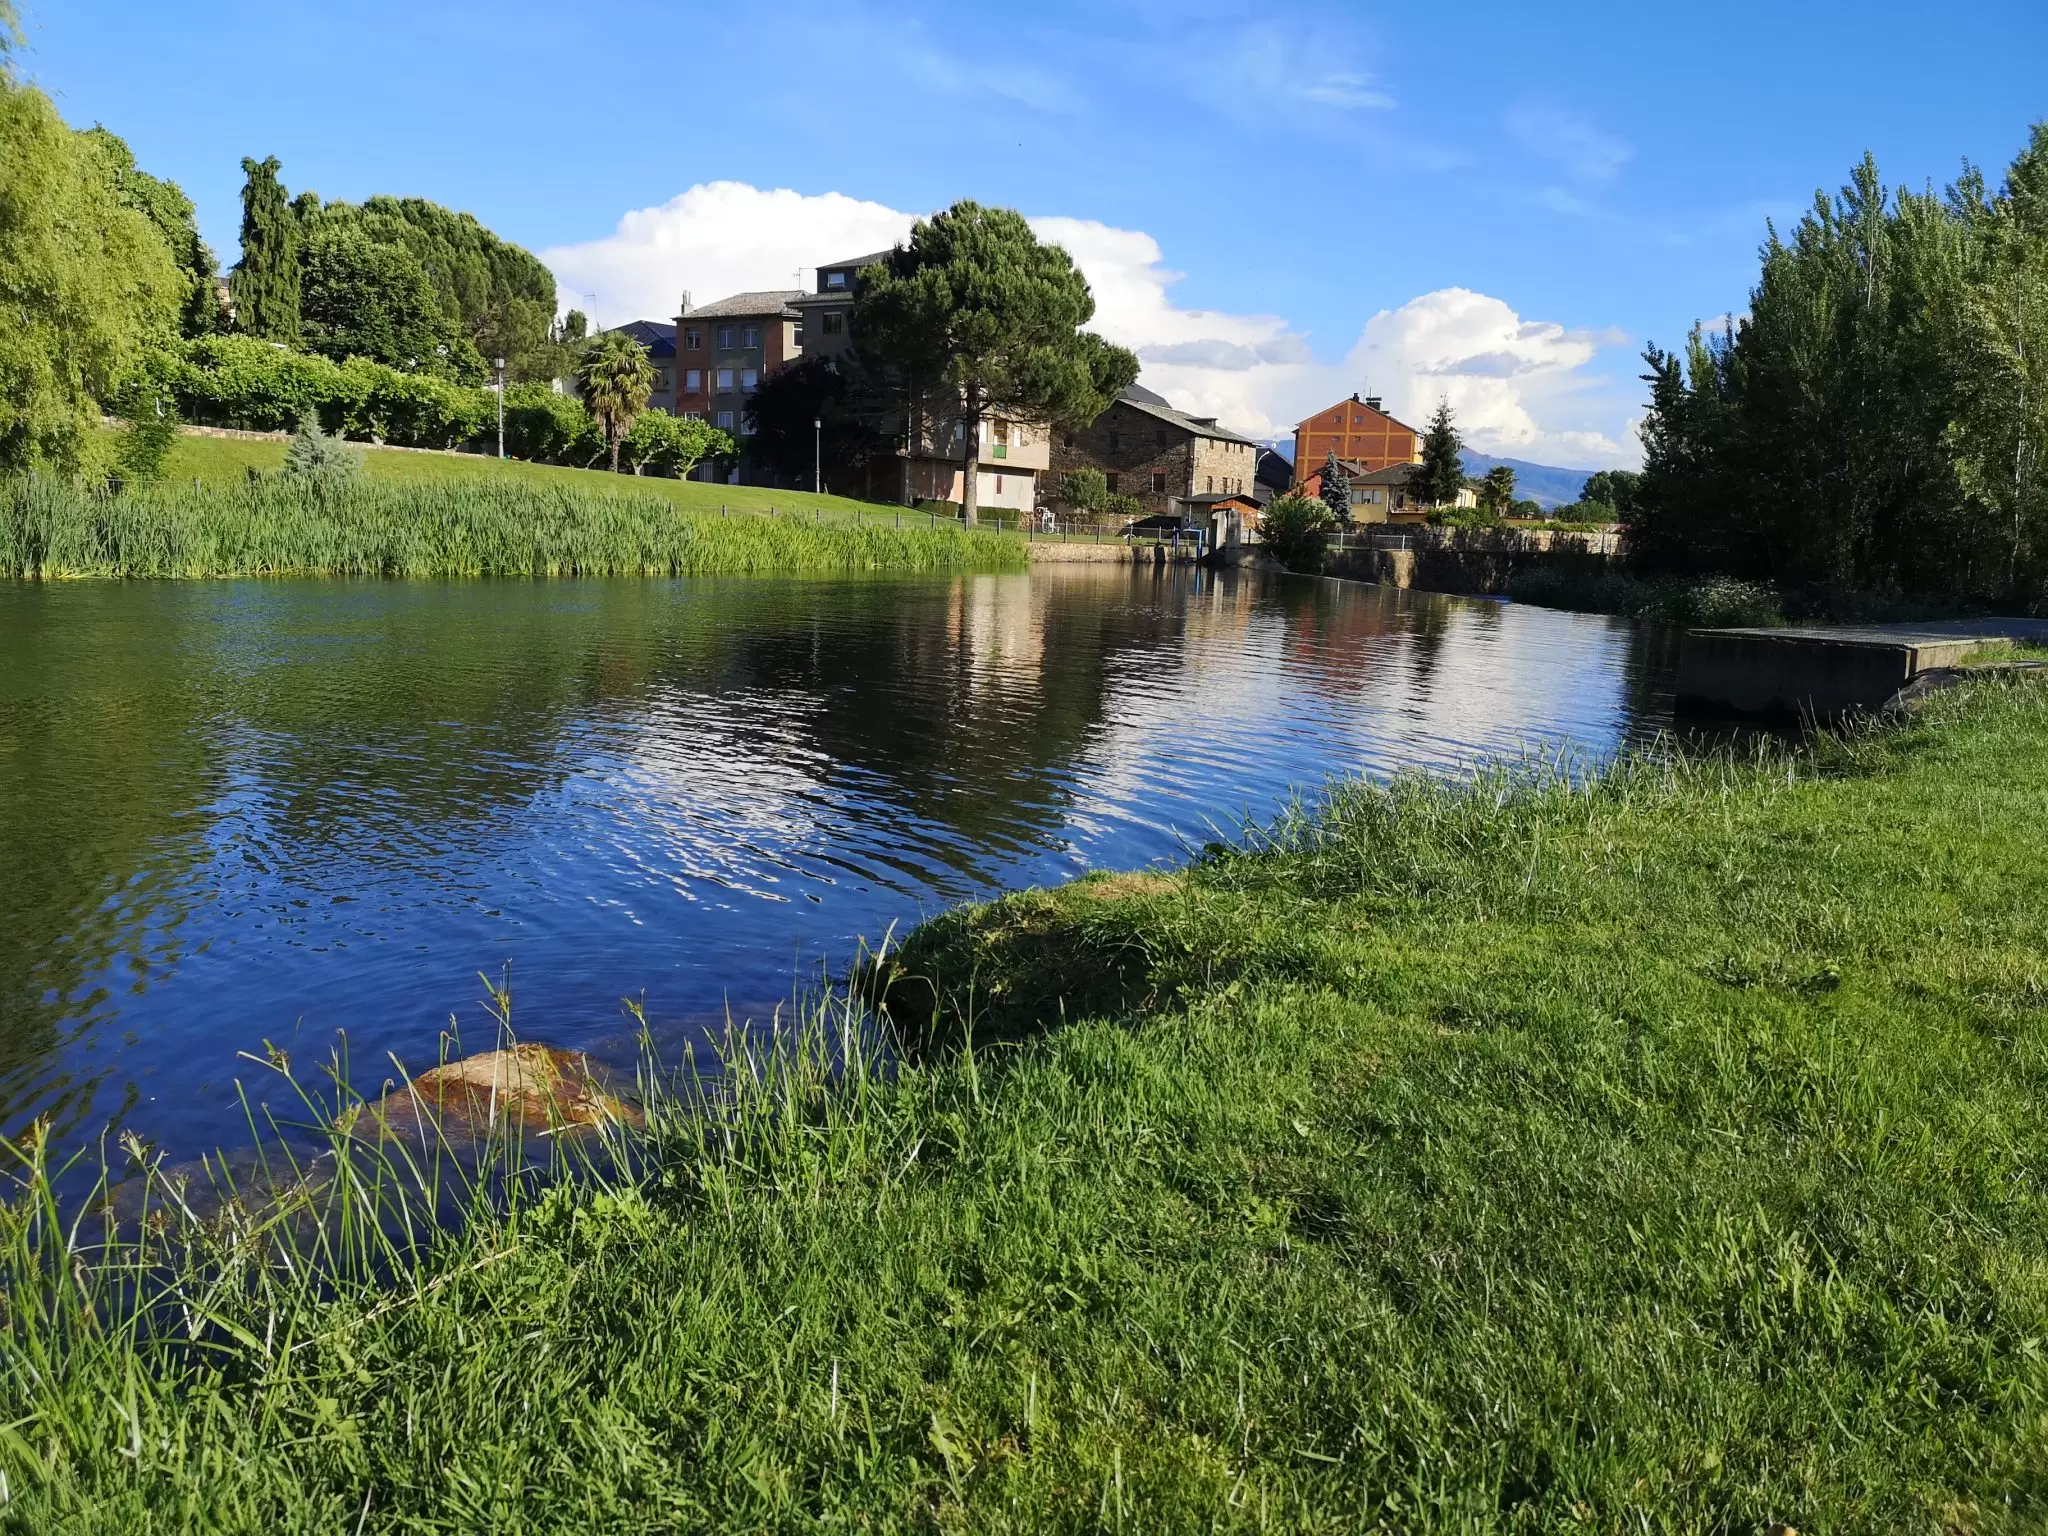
[1292,393,1420,482]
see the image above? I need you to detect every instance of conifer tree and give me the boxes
[230,155,300,345]
[1415,398,1465,507]
[1318,449,1352,524]
[853,201,1136,523]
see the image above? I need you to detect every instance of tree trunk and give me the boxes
[960,405,981,526]
[610,425,621,475]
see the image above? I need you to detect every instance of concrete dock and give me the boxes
[1676,619,2048,720]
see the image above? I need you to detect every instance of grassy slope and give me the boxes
[164,432,923,523]
[8,679,2048,1530]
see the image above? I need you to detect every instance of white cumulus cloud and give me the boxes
[542,184,1638,467]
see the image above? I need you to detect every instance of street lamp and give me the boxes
[813,418,822,495]
[494,357,507,459]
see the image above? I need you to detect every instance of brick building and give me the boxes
[671,291,806,449]
[1049,385,1261,517]
[1292,394,1420,482]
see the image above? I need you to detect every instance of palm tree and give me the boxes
[578,331,654,473]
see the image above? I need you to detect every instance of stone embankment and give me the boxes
[1328,525,1617,595]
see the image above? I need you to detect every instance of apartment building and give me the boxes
[1292,393,1420,480]
[788,249,892,370]
[670,291,805,447]
[1049,385,1262,516]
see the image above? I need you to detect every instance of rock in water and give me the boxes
[340,1043,643,1143]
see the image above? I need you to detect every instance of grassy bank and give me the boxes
[153,429,901,523]
[1,475,1025,578]
[6,677,2048,1529]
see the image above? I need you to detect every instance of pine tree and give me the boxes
[852,201,1137,523]
[1318,449,1352,524]
[230,155,300,345]
[1415,398,1465,507]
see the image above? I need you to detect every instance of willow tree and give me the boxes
[578,332,654,473]
[0,65,181,471]
[853,202,1136,523]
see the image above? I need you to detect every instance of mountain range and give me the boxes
[1259,442,1602,510]
[1457,452,1600,510]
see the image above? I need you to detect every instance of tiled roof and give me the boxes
[1114,394,1260,448]
[819,250,895,274]
[1346,461,1422,485]
[604,319,676,358]
[684,290,806,319]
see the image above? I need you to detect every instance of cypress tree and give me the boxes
[1415,398,1465,507]
[1318,449,1352,524]
[230,155,300,345]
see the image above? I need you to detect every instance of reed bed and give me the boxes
[4,675,2048,1529]
[0,475,1026,579]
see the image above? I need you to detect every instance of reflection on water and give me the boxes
[0,567,1681,1155]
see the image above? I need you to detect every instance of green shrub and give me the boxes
[160,336,492,451]
[502,384,591,464]
[1260,492,1333,573]
[1507,566,1784,626]
[1055,467,1107,512]
[280,418,363,494]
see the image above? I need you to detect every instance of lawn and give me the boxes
[162,431,959,528]
[5,675,2047,1530]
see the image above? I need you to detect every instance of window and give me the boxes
[717,326,736,349]
[741,368,759,392]
[1206,475,1214,493]
[684,411,706,423]
[1151,471,1166,494]
[741,325,760,348]
[825,270,847,288]
[1105,472,1119,493]
[1107,433,1120,453]
[1062,432,1075,448]
[821,311,844,336]
[684,369,701,391]
[739,415,755,435]
[716,410,734,430]
[715,368,735,391]
[684,328,702,351]
[994,473,1004,494]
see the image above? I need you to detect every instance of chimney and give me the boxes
[1364,395,1382,411]
[1350,392,1360,403]
[679,290,692,317]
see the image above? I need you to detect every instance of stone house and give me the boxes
[1049,385,1261,518]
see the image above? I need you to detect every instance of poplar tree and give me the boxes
[230,155,301,345]
[1415,398,1466,508]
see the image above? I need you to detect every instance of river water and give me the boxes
[0,566,1683,1156]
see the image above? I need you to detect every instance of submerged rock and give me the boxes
[339,1043,644,1143]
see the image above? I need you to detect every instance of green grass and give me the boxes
[157,431,907,523]
[6,676,2048,1529]
[3,470,1026,579]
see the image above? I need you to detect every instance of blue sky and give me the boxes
[24,0,2048,465]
